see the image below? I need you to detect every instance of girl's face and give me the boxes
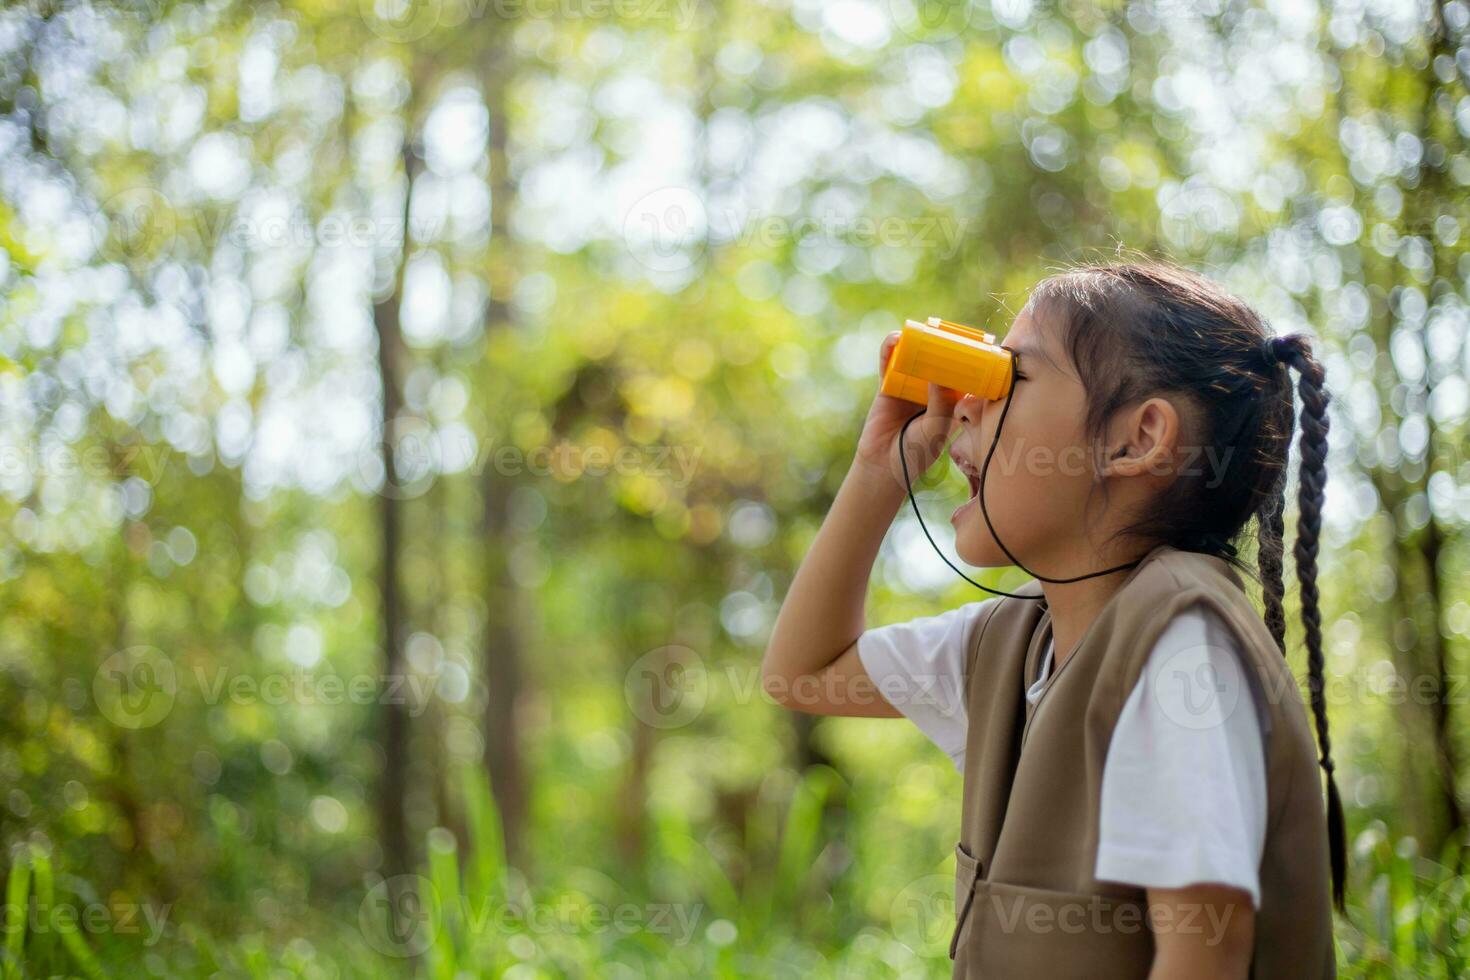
[946,303,1109,571]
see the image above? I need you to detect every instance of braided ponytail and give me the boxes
[1276,335,1347,912]
[1257,420,1291,656]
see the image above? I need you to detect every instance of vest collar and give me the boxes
[1026,540,1184,614]
[1025,541,1178,644]
[1019,542,1186,728]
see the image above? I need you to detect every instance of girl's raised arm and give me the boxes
[760,332,958,717]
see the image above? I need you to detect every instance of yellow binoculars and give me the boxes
[880,317,1014,404]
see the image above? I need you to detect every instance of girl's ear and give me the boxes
[1101,397,1181,480]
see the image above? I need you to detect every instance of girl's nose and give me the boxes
[954,392,986,427]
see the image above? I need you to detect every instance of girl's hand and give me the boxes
[763,331,953,720]
[853,331,961,490]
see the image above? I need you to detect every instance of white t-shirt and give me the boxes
[857,598,1269,907]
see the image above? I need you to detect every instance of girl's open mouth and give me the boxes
[950,449,981,498]
[950,450,981,523]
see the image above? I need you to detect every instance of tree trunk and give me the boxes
[374,137,419,882]
[479,40,529,870]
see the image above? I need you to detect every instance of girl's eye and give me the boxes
[1013,371,1029,382]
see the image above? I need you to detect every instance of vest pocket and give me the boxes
[954,877,1154,979]
[949,842,982,960]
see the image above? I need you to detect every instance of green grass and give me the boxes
[4,772,1468,978]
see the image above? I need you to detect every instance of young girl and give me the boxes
[762,260,1341,979]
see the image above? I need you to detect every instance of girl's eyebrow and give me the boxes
[1005,342,1048,367]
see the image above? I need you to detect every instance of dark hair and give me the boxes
[1027,256,1345,911]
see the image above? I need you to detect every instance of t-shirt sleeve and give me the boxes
[855,599,997,771]
[1094,603,1269,908]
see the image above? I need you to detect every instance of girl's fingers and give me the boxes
[897,383,960,466]
[925,382,960,421]
[878,331,900,374]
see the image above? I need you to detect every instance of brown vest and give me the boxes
[950,544,1335,978]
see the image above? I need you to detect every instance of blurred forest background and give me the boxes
[1,0,1469,975]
